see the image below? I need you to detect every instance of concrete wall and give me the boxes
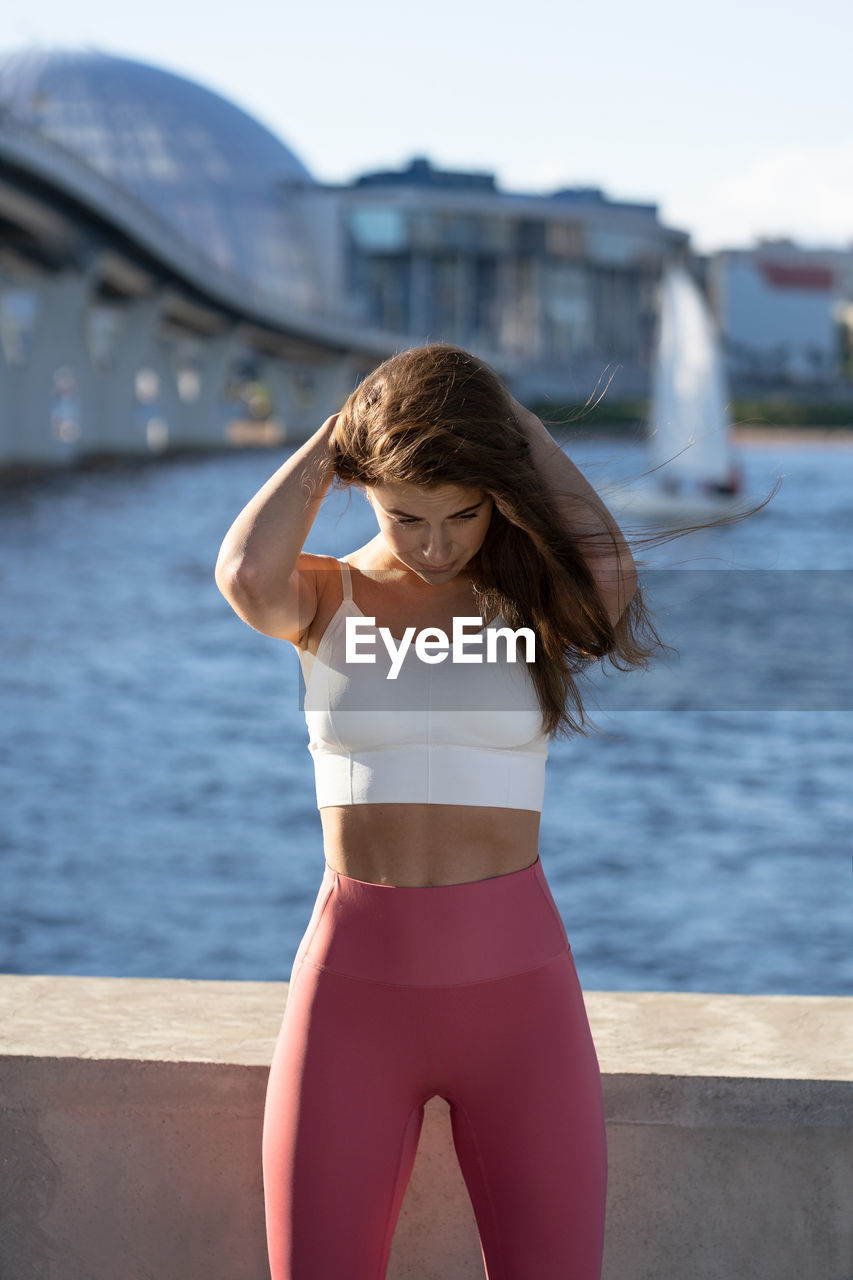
[0,975,850,1280]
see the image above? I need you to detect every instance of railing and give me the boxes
[1,974,850,1280]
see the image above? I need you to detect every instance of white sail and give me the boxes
[648,264,739,493]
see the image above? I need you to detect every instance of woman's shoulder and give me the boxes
[294,552,349,594]
[297,543,377,574]
[296,552,343,571]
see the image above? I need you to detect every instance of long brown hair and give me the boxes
[331,343,773,737]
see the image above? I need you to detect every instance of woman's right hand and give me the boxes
[214,414,339,642]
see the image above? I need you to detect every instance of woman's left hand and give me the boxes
[506,392,543,439]
[505,393,638,627]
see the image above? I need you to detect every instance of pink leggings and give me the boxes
[262,857,607,1280]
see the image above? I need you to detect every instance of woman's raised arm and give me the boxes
[509,396,638,627]
[214,414,338,641]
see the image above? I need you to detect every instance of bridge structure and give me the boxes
[0,109,412,470]
[0,46,691,473]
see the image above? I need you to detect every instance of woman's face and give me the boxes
[367,482,493,582]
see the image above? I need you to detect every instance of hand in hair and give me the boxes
[506,394,638,628]
[214,413,340,641]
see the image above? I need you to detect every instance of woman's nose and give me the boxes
[421,529,452,560]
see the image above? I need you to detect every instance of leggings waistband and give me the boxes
[294,856,570,988]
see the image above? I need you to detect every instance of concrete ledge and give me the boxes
[1,975,851,1279]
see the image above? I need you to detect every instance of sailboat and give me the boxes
[604,263,745,521]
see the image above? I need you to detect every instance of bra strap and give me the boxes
[338,560,353,602]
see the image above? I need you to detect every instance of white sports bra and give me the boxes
[298,561,549,810]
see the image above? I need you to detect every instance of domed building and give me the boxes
[0,47,321,308]
[0,47,696,403]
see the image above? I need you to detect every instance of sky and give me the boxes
[2,0,851,254]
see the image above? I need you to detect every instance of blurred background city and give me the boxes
[1,0,851,993]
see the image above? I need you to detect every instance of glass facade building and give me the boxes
[0,50,693,395]
[0,48,321,310]
[297,158,690,392]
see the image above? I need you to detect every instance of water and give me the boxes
[1,436,851,994]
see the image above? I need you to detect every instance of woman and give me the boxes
[215,343,658,1280]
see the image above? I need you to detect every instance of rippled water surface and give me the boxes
[2,435,851,993]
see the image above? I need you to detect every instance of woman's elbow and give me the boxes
[621,563,639,609]
[215,546,261,610]
[592,562,638,628]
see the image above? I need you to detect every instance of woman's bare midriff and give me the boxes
[320,803,541,886]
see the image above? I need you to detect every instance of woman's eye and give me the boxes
[393,513,476,525]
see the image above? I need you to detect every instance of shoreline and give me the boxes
[4,426,853,484]
[731,426,853,445]
[575,424,853,446]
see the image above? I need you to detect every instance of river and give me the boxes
[1,434,851,994]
